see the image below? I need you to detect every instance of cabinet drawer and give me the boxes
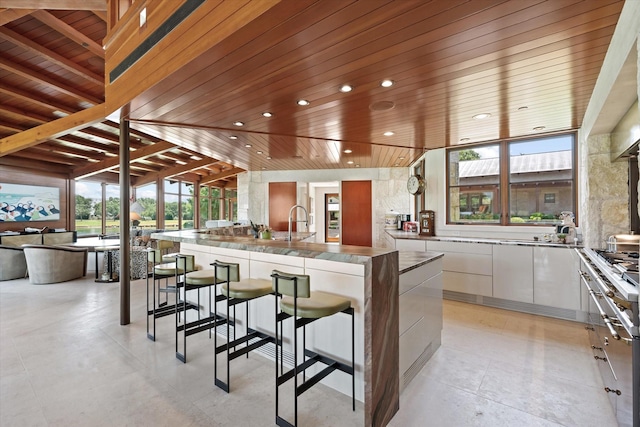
[427,241,493,255]
[399,282,427,335]
[399,259,442,295]
[399,317,430,375]
[441,252,492,275]
[443,271,492,296]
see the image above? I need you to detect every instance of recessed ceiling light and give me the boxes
[261,167,266,170]
[533,126,546,131]
[229,135,238,140]
[347,160,354,165]
[398,156,405,160]
[244,144,252,148]
[257,150,263,154]
[340,84,353,93]
[343,149,353,154]
[380,79,394,87]
[472,113,491,120]
[384,131,395,136]
[460,137,470,142]
[233,121,244,126]
[394,163,400,166]
[262,112,272,118]
[266,156,272,160]
[518,106,528,111]
[297,99,310,106]
[355,164,360,168]
[190,155,201,160]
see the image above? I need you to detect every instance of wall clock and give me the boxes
[407,175,425,195]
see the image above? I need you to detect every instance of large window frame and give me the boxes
[164,179,195,230]
[446,133,577,226]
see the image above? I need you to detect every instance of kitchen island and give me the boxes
[152,230,442,427]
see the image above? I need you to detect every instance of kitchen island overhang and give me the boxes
[151,229,409,427]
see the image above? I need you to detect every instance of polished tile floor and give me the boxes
[0,276,618,426]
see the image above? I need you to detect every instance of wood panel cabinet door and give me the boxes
[341,180,372,247]
[268,182,296,231]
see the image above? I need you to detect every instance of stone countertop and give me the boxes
[151,229,396,265]
[398,251,443,274]
[386,230,582,249]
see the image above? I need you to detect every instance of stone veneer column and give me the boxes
[583,133,629,248]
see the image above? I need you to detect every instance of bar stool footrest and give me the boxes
[178,314,226,336]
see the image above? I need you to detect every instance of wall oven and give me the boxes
[577,247,639,427]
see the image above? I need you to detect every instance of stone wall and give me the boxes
[582,133,630,248]
[241,168,409,249]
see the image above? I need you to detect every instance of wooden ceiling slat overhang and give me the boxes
[0,0,628,179]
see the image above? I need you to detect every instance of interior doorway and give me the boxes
[325,193,340,242]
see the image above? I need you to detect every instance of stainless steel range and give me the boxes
[577,241,639,427]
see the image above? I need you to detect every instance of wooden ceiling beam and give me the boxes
[0,104,50,123]
[0,56,103,104]
[0,81,77,113]
[199,167,245,185]
[0,154,71,174]
[92,10,107,23]
[0,8,34,25]
[0,1,107,10]
[134,158,222,187]
[0,103,106,156]
[0,27,103,86]
[56,135,117,154]
[37,141,101,159]
[10,147,77,165]
[71,140,177,179]
[77,126,119,142]
[0,121,23,133]
[31,10,104,57]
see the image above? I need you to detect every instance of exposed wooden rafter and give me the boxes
[0,1,107,10]
[0,27,103,85]
[0,103,106,156]
[31,9,104,57]
[133,158,222,187]
[0,8,34,26]
[0,57,103,104]
[199,167,245,186]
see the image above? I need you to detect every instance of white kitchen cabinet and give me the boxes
[493,245,533,303]
[398,257,442,390]
[533,247,581,310]
[395,239,427,252]
[427,241,493,296]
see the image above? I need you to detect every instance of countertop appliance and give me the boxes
[577,247,639,427]
[397,214,411,230]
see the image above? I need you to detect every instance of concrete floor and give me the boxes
[0,275,617,426]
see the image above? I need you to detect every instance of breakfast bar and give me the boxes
[152,230,443,427]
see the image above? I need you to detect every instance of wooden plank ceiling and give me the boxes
[0,0,627,177]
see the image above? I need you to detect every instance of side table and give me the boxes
[95,246,119,283]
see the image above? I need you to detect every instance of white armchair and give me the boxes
[23,244,88,284]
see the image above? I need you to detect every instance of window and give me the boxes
[448,144,500,224]
[164,179,195,230]
[135,182,157,229]
[447,134,576,225]
[75,180,102,236]
[199,186,222,225]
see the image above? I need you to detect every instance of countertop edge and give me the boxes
[398,251,443,274]
[386,230,582,249]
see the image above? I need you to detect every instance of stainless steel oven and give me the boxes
[577,248,639,427]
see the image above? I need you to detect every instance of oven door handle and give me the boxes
[579,271,622,341]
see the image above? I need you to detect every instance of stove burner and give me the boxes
[595,250,639,284]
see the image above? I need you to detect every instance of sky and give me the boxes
[75,181,158,201]
[472,135,573,159]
